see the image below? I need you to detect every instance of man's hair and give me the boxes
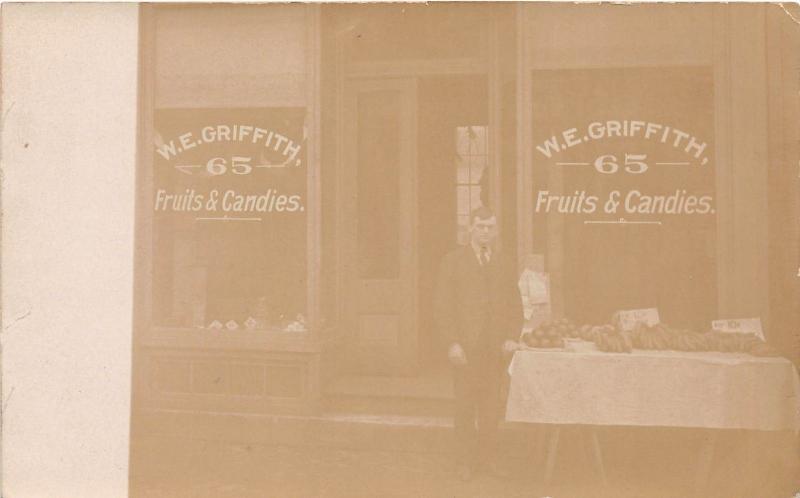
[470,206,495,225]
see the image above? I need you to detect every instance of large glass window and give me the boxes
[530,66,717,330]
[149,5,311,332]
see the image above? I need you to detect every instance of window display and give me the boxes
[152,107,308,331]
[531,66,717,330]
[146,4,313,334]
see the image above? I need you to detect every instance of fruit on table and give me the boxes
[627,323,781,356]
[748,342,781,357]
[521,321,570,349]
[595,330,633,353]
[522,317,782,358]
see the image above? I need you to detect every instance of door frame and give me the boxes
[337,77,419,373]
[332,11,506,373]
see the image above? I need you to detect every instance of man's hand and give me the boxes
[502,339,520,355]
[448,343,467,366]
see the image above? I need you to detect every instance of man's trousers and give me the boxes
[452,350,505,467]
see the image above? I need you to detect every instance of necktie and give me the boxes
[480,247,490,266]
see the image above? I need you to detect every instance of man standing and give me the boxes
[434,206,523,481]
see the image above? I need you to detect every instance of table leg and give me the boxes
[590,428,608,488]
[543,426,561,485]
[693,430,717,495]
[536,424,548,468]
[740,430,768,496]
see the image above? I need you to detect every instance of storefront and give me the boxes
[132,4,799,419]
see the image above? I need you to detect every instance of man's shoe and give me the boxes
[457,464,473,482]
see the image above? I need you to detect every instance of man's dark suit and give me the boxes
[434,244,523,467]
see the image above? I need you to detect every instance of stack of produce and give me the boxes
[574,324,632,353]
[521,318,782,357]
[741,336,782,357]
[629,323,704,352]
[521,318,575,348]
[576,324,608,343]
[628,323,781,356]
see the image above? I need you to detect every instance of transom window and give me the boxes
[455,125,488,245]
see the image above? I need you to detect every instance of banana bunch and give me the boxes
[747,340,781,357]
[573,324,632,353]
[576,324,614,343]
[701,331,780,356]
[629,323,704,351]
[596,329,634,353]
[629,324,781,356]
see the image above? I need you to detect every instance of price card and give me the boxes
[613,308,660,331]
[529,272,550,305]
[712,318,764,340]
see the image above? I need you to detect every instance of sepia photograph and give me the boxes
[2,2,799,497]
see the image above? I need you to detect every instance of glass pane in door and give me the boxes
[357,90,401,279]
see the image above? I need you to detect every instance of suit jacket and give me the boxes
[434,244,523,357]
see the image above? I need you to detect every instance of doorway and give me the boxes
[340,78,418,375]
[417,75,489,369]
[338,74,489,376]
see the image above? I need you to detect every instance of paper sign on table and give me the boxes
[712,318,764,341]
[613,308,660,331]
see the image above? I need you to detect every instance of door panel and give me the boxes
[340,78,418,374]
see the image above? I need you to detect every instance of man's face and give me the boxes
[470,215,498,247]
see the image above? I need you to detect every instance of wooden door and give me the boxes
[340,78,418,375]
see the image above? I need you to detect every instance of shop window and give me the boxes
[455,125,488,245]
[148,5,311,333]
[530,66,716,330]
[152,108,307,331]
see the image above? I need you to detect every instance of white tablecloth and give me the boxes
[506,349,800,431]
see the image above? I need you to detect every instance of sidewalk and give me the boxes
[129,430,800,498]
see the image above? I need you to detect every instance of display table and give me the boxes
[507,348,800,430]
[505,347,800,488]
